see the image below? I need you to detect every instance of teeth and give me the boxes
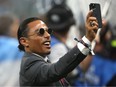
[44,42,50,45]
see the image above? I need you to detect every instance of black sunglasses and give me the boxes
[37,28,53,35]
[28,28,53,37]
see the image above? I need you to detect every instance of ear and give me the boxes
[19,37,29,47]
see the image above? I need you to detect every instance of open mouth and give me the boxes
[43,41,51,48]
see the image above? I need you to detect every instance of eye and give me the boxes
[39,28,45,35]
[48,28,53,34]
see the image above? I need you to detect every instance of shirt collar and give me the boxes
[32,53,48,62]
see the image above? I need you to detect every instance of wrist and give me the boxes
[82,36,91,45]
[74,36,95,55]
[85,35,94,42]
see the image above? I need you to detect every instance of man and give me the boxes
[17,10,99,86]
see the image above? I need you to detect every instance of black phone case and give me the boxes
[89,3,102,28]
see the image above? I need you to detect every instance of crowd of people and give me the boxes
[0,0,116,87]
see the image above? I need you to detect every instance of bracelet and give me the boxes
[74,38,91,51]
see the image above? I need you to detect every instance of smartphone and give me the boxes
[89,3,102,28]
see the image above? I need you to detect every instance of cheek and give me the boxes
[29,38,43,51]
[36,42,44,51]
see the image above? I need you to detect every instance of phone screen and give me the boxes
[89,3,102,28]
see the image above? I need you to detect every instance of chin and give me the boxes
[43,50,51,56]
[46,51,51,55]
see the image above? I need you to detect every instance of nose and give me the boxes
[44,31,51,39]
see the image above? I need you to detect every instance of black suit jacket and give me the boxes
[20,46,86,87]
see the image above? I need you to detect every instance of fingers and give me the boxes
[87,17,98,23]
[86,10,98,24]
[86,17,98,30]
[90,21,98,27]
[86,10,93,20]
[86,10,98,28]
[85,10,100,41]
[92,25,98,33]
[86,11,98,30]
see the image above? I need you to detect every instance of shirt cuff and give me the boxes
[77,36,95,55]
[82,36,91,45]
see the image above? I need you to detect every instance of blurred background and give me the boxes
[0,0,116,87]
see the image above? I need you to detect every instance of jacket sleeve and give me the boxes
[23,46,87,85]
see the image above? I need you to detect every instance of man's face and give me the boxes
[26,20,51,56]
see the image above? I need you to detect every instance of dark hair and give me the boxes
[17,17,40,51]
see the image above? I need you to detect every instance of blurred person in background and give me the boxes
[9,13,20,38]
[0,12,24,87]
[46,4,76,63]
